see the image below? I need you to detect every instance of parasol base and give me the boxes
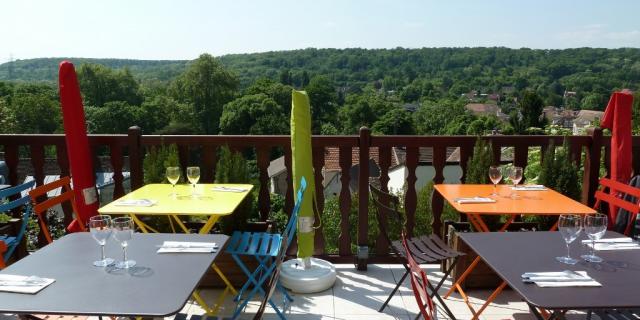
[280,258,336,293]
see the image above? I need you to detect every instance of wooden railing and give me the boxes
[1,127,636,269]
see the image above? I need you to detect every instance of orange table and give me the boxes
[434,184,596,319]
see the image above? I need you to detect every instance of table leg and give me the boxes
[499,215,516,231]
[171,215,191,233]
[129,214,160,233]
[445,256,481,298]
[471,281,507,320]
[199,215,220,234]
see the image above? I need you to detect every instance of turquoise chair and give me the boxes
[0,180,36,267]
[226,176,307,320]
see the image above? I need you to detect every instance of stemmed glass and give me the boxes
[186,166,200,197]
[489,166,502,197]
[166,167,180,196]
[581,214,608,263]
[509,166,523,199]
[556,214,583,265]
[113,216,136,269]
[89,215,114,267]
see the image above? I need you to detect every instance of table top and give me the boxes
[98,183,253,216]
[434,184,595,215]
[0,232,228,316]
[459,231,640,310]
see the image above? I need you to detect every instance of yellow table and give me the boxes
[98,183,254,316]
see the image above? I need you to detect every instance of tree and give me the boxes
[169,53,238,134]
[371,107,414,135]
[244,78,293,117]
[78,63,142,107]
[9,93,61,133]
[338,92,393,134]
[413,101,468,135]
[85,101,141,133]
[219,94,288,135]
[305,75,338,134]
[518,90,545,129]
[466,138,493,184]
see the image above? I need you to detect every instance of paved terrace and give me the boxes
[173,264,588,320]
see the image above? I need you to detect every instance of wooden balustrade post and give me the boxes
[357,127,371,270]
[127,126,143,190]
[582,127,603,206]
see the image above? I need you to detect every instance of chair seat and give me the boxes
[226,231,283,258]
[0,235,17,247]
[391,234,464,263]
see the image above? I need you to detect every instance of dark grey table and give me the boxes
[459,231,640,318]
[0,232,228,317]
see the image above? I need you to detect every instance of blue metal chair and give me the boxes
[226,176,307,320]
[0,180,36,268]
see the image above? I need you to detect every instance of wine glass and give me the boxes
[113,216,136,269]
[509,166,523,199]
[166,167,180,196]
[581,214,608,263]
[186,166,200,197]
[556,214,583,265]
[89,215,114,267]
[489,166,502,197]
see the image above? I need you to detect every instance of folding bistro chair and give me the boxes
[593,178,640,236]
[252,235,289,320]
[29,176,86,244]
[370,183,462,320]
[0,180,36,268]
[226,176,307,320]
[403,232,438,320]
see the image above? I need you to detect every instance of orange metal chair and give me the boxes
[29,176,86,244]
[402,232,437,320]
[593,178,640,235]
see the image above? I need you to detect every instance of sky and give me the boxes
[1,0,639,63]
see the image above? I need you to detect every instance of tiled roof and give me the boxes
[323,147,398,171]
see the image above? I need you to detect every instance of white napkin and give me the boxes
[114,199,157,207]
[0,275,55,294]
[212,186,250,193]
[512,185,547,191]
[454,197,496,204]
[581,237,633,244]
[157,241,218,253]
[522,271,601,287]
[588,242,640,251]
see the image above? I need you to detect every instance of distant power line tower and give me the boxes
[7,54,15,80]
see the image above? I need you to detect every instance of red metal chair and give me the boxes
[402,232,437,320]
[0,240,7,269]
[593,178,640,235]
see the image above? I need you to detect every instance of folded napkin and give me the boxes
[588,242,640,251]
[522,271,601,287]
[0,274,55,294]
[212,186,250,193]
[114,199,157,207]
[454,197,496,204]
[512,185,547,191]
[157,241,218,253]
[581,237,633,244]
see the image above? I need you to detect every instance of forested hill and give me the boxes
[0,58,189,82]
[2,48,639,93]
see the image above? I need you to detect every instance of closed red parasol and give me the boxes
[58,61,99,232]
[600,90,634,226]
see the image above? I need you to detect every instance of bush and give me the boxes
[215,146,258,234]
[142,144,180,184]
[466,138,493,184]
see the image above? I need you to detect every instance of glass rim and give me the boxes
[112,216,133,223]
[89,215,111,221]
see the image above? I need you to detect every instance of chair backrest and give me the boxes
[0,180,36,260]
[252,234,288,320]
[283,176,307,247]
[28,176,85,244]
[402,232,436,320]
[369,183,405,250]
[593,178,640,235]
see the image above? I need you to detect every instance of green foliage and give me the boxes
[219,93,288,135]
[170,54,239,134]
[214,146,257,234]
[371,107,415,135]
[305,75,338,133]
[9,92,61,133]
[142,144,180,184]
[466,138,493,184]
[0,212,11,223]
[78,63,143,107]
[539,138,581,200]
[519,90,546,129]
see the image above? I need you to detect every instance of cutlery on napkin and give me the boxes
[114,199,157,207]
[157,241,218,253]
[0,275,55,294]
[587,242,640,251]
[454,197,496,204]
[212,186,250,193]
[512,185,547,191]
[521,271,601,287]
[581,237,633,244]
